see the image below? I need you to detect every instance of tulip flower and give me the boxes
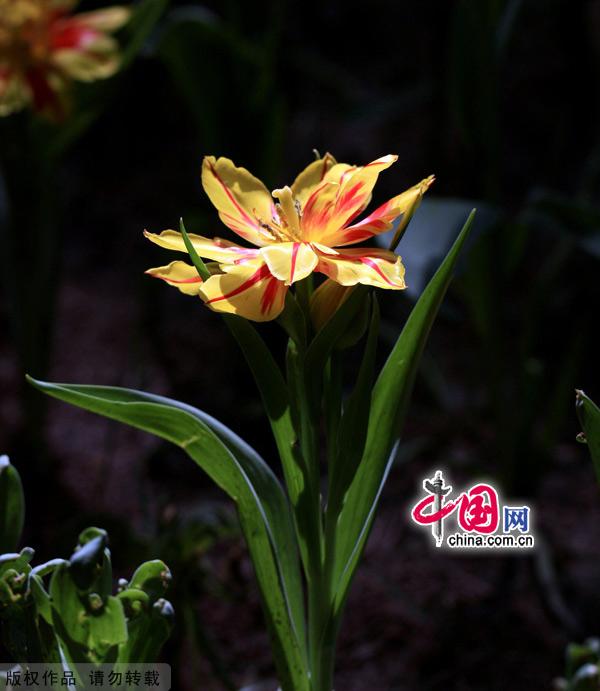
[145,154,434,322]
[0,0,130,118]
[31,141,474,690]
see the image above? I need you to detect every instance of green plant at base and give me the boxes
[0,457,174,685]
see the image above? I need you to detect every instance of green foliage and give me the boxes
[327,211,476,617]
[555,638,600,691]
[25,381,309,691]
[117,560,174,664]
[0,460,174,670]
[304,287,369,414]
[0,456,25,553]
[576,390,600,483]
[327,296,380,521]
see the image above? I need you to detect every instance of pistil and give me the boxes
[272,186,302,241]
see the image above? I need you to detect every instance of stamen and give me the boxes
[272,186,302,241]
[255,212,286,242]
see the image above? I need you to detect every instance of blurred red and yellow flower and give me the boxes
[0,0,130,118]
[145,154,434,322]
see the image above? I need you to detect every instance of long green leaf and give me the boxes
[223,317,319,572]
[27,378,308,691]
[180,219,210,280]
[304,286,368,413]
[331,210,476,611]
[323,354,343,468]
[178,218,313,577]
[222,317,305,501]
[0,456,25,553]
[576,390,600,485]
[284,336,324,576]
[327,296,380,520]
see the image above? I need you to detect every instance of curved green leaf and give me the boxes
[576,390,600,485]
[327,295,380,521]
[178,220,313,574]
[27,378,308,691]
[69,532,108,592]
[0,456,25,553]
[128,560,171,603]
[331,210,476,611]
[118,596,174,664]
[88,596,129,657]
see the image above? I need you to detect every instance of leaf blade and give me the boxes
[331,210,476,610]
[179,219,313,576]
[0,456,25,553]
[327,295,380,520]
[27,378,309,691]
[576,390,600,485]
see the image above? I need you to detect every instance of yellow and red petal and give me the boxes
[48,17,98,53]
[297,163,359,239]
[145,261,204,296]
[316,246,406,290]
[72,7,131,32]
[302,155,398,244]
[321,162,358,187]
[297,181,340,242]
[198,260,287,321]
[52,42,121,81]
[201,156,276,247]
[259,242,318,285]
[338,175,435,246]
[50,12,124,81]
[49,7,129,81]
[290,152,337,209]
[143,229,259,264]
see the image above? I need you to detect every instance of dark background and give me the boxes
[1,0,600,688]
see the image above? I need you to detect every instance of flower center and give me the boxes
[272,186,303,242]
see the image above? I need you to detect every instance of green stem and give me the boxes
[290,279,338,691]
[307,577,334,691]
[323,356,343,468]
[295,275,314,317]
[285,338,323,576]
